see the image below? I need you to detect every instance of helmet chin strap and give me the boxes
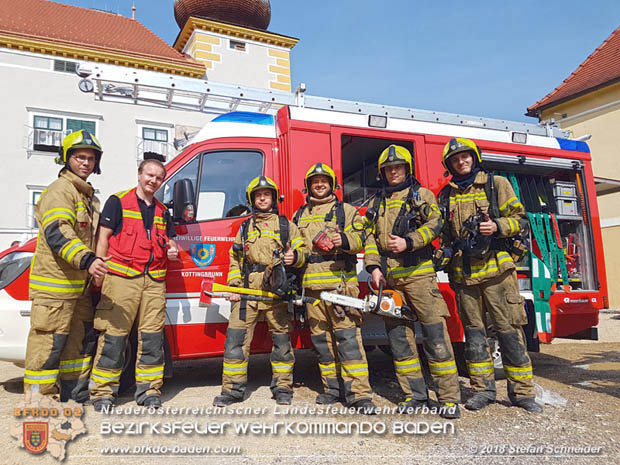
[64,161,75,175]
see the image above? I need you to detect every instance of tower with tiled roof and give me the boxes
[173,0,298,91]
[174,0,271,31]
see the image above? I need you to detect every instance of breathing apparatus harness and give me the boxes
[365,175,434,272]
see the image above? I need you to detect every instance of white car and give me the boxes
[0,244,35,366]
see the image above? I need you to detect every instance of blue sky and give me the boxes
[56,1,619,123]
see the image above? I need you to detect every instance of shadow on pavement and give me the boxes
[531,347,620,399]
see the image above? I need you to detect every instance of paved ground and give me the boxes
[1,311,619,464]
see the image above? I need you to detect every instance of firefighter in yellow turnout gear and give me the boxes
[439,137,542,413]
[294,163,376,413]
[365,145,461,419]
[24,130,108,402]
[214,176,305,407]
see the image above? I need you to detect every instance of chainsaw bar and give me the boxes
[319,291,410,319]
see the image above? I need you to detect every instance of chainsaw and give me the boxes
[200,277,414,320]
[317,278,415,320]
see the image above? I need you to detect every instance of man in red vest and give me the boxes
[90,159,178,411]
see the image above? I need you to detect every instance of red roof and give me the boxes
[528,26,620,115]
[0,0,202,72]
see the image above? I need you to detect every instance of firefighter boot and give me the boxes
[465,393,495,411]
[142,395,162,409]
[513,397,543,414]
[397,397,428,414]
[316,393,340,404]
[213,393,242,407]
[349,399,378,415]
[93,397,114,413]
[439,402,461,419]
[274,389,293,405]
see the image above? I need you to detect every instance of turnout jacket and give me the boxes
[30,169,100,299]
[227,212,305,308]
[295,195,364,290]
[439,171,527,285]
[364,186,441,281]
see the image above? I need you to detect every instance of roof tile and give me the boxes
[528,26,620,114]
[0,0,199,69]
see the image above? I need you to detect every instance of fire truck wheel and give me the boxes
[118,327,138,394]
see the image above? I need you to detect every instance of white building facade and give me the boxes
[0,1,298,250]
[0,48,214,248]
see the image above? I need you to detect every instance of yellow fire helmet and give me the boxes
[246,175,280,204]
[57,129,103,174]
[304,162,337,192]
[378,145,413,177]
[441,137,482,170]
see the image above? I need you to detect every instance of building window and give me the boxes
[27,187,45,229]
[34,115,63,131]
[53,60,78,74]
[27,110,100,155]
[33,116,63,152]
[139,127,170,162]
[230,40,246,52]
[143,127,169,142]
[67,119,96,134]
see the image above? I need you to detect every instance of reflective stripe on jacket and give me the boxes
[295,196,363,290]
[29,169,99,299]
[440,172,527,285]
[364,186,442,281]
[227,212,305,310]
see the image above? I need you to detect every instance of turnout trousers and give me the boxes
[24,295,96,402]
[305,288,372,405]
[221,300,294,400]
[90,273,166,404]
[455,269,535,402]
[385,274,461,404]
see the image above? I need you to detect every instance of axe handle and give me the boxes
[211,282,280,299]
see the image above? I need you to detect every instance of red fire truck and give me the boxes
[0,66,608,380]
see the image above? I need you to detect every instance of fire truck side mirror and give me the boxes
[173,178,196,223]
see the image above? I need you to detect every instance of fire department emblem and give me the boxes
[190,243,216,268]
[23,422,48,454]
